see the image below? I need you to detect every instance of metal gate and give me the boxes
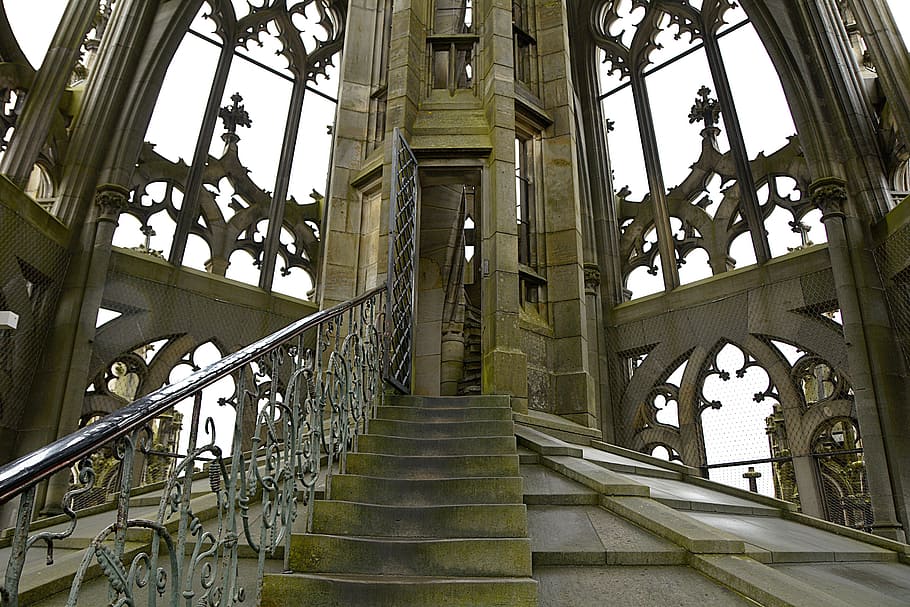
[386,128,419,393]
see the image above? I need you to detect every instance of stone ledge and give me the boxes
[541,456,649,497]
[515,425,584,457]
[601,496,745,555]
[689,554,855,607]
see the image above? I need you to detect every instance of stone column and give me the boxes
[480,0,527,412]
[536,0,596,426]
[41,184,130,513]
[0,0,96,187]
[813,177,908,541]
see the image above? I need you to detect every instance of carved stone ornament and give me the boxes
[584,263,601,293]
[809,177,848,221]
[94,183,131,223]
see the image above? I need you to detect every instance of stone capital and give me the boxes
[94,183,131,223]
[809,177,848,222]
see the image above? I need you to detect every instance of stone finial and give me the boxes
[809,177,848,221]
[688,86,721,129]
[94,183,130,223]
[219,92,253,144]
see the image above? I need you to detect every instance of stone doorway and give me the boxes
[413,169,482,396]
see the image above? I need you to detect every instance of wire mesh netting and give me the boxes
[873,218,910,371]
[70,263,318,508]
[0,201,70,464]
[604,259,870,519]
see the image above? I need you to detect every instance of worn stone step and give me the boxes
[290,534,533,577]
[329,474,525,506]
[345,453,520,479]
[311,501,528,538]
[368,418,515,438]
[375,405,512,422]
[383,394,512,409]
[357,434,517,456]
[261,572,538,607]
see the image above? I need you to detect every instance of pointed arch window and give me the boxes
[593,1,814,299]
[117,0,344,299]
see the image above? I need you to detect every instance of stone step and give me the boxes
[290,534,533,577]
[368,418,514,438]
[311,501,528,538]
[345,453,520,479]
[357,434,517,456]
[383,394,511,409]
[329,474,525,506]
[375,405,512,422]
[261,572,538,607]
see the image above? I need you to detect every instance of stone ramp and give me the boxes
[518,425,910,607]
[262,394,537,606]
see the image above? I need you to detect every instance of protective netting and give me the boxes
[0,200,70,463]
[71,262,317,508]
[605,255,870,520]
[873,217,910,371]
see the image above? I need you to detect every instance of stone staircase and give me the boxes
[261,394,538,606]
[458,304,482,395]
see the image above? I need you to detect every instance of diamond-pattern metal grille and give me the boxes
[386,128,419,392]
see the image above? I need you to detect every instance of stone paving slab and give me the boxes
[688,512,897,563]
[772,562,910,607]
[585,505,686,565]
[527,506,607,565]
[602,496,745,554]
[527,505,685,567]
[691,554,856,607]
[521,464,599,505]
[623,473,778,514]
[534,565,757,607]
[581,446,680,479]
[515,425,583,457]
[541,456,650,497]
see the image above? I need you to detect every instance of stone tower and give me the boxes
[1,0,910,560]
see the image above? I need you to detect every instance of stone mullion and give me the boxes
[813,177,907,541]
[844,0,910,162]
[260,78,308,291]
[677,347,708,470]
[629,74,679,291]
[702,32,772,264]
[169,37,236,269]
[0,0,96,188]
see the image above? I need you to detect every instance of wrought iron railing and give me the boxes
[0,286,388,607]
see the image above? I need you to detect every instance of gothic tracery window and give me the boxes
[594,0,825,300]
[112,0,344,300]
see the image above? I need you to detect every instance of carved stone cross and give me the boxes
[688,85,721,129]
[219,92,253,137]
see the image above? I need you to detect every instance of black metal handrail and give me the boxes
[0,286,386,504]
